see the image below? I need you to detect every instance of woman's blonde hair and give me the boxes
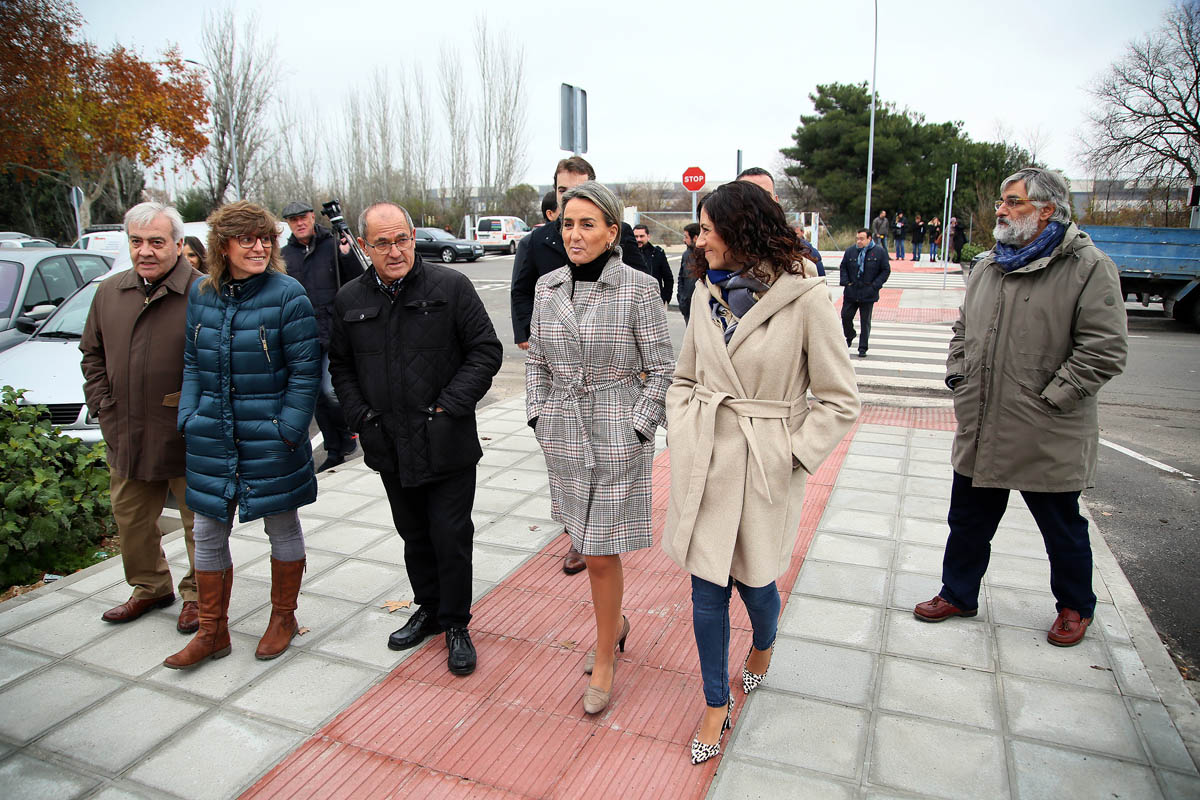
[201,200,286,292]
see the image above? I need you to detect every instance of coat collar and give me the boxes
[113,254,195,295]
[726,269,826,356]
[544,250,625,288]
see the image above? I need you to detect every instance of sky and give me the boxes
[77,0,1174,192]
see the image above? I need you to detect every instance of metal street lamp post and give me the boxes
[185,58,241,201]
[863,0,878,229]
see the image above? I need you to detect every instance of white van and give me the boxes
[475,216,530,254]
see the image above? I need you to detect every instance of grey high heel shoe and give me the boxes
[583,656,618,714]
[690,697,734,765]
[583,614,630,674]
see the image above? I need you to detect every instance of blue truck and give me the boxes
[1082,225,1200,329]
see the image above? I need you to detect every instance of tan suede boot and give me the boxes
[163,568,233,669]
[255,558,305,660]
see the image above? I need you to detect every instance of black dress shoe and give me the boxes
[846,331,856,348]
[387,606,443,650]
[317,453,346,473]
[446,627,477,675]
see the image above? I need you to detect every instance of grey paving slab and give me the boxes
[884,610,994,669]
[472,486,529,514]
[343,498,399,527]
[876,656,999,729]
[145,632,275,700]
[37,685,207,773]
[224,578,272,625]
[474,516,562,550]
[989,587,1060,633]
[907,445,948,463]
[850,430,909,445]
[58,562,126,596]
[126,710,305,800]
[903,475,953,499]
[778,596,882,650]
[472,543,536,583]
[486,432,541,452]
[1110,642,1161,699]
[832,469,904,493]
[888,571,942,612]
[998,626,1119,693]
[806,532,895,569]
[229,652,380,729]
[793,561,888,606]
[897,516,948,546]
[356,533,405,565]
[848,440,909,459]
[1009,739,1163,800]
[869,714,1007,800]
[310,607,423,670]
[0,643,52,689]
[983,553,1052,593]
[337,470,386,497]
[1162,770,1200,800]
[2,597,114,656]
[478,446,531,468]
[515,451,548,473]
[230,591,360,648]
[0,662,123,744]
[0,753,98,799]
[710,757,855,800]
[303,523,391,555]
[87,783,160,800]
[990,528,1048,559]
[903,458,952,478]
[72,612,190,677]
[1003,674,1146,761]
[766,635,876,705]
[1130,697,1199,774]
[899,494,949,521]
[481,468,549,494]
[732,691,868,779]
[510,493,552,519]
[840,454,903,474]
[819,506,898,539]
[239,549,344,583]
[300,488,375,518]
[477,416,531,434]
[301,559,403,604]
[1093,601,1132,644]
[894,542,944,575]
[825,484,902,515]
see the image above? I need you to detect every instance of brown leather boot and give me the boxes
[163,568,233,669]
[255,558,305,660]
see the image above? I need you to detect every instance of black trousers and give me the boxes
[940,471,1096,617]
[380,466,476,628]
[841,298,874,353]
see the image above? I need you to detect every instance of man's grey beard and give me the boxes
[993,211,1041,246]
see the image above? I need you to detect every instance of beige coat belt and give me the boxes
[550,373,641,469]
[672,384,801,554]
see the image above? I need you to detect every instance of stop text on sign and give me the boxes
[682,167,706,192]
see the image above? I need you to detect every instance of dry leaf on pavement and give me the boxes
[380,600,412,613]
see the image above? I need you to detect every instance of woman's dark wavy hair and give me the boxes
[691,181,810,283]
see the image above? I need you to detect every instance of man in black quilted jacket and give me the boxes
[329,202,502,676]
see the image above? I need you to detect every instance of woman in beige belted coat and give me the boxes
[664,181,860,764]
[526,181,674,716]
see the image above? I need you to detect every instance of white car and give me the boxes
[0,275,107,442]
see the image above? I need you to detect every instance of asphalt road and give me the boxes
[308,258,1200,683]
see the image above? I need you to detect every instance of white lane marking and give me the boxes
[1129,334,1149,338]
[1099,438,1200,484]
[852,360,946,375]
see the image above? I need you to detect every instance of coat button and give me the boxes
[359,313,365,320]
[272,418,278,424]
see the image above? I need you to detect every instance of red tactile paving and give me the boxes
[243,422,861,799]
[859,405,958,432]
[832,287,962,323]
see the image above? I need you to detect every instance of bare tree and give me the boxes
[257,92,326,216]
[472,18,528,208]
[199,7,281,204]
[415,65,435,207]
[438,45,473,210]
[1083,1,1200,184]
[473,17,495,208]
[1023,125,1052,167]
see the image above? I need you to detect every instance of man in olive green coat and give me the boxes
[914,168,1127,647]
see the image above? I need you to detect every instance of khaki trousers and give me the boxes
[109,473,196,602]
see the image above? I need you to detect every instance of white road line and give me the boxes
[851,347,946,362]
[852,360,946,376]
[1099,439,1200,484]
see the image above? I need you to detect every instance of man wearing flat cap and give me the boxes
[281,201,365,471]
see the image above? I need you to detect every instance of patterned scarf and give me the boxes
[707,268,771,345]
[992,221,1066,272]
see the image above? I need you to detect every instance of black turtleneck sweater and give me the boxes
[569,252,609,296]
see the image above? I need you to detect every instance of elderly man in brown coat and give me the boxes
[914,168,1128,647]
[81,202,202,633]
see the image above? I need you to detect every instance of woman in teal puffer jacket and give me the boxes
[165,200,321,670]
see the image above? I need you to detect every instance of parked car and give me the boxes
[413,227,484,263]
[0,248,113,353]
[0,237,57,249]
[0,275,107,442]
[475,215,530,254]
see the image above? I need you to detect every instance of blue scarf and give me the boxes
[707,268,771,344]
[992,221,1066,272]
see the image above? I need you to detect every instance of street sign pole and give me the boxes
[69,186,84,242]
[682,167,706,221]
[560,83,588,154]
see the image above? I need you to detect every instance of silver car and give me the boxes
[0,248,113,353]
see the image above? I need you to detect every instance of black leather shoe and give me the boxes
[446,627,477,675]
[317,453,346,473]
[387,606,443,651]
[846,331,856,348]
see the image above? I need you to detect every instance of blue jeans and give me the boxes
[940,471,1096,617]
[913,242,922,261]
[894,237,905,260]
[930,242,939,260]
[691,576,780,707]
[314,350,354,456]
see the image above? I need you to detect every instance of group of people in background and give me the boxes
[872,209,968,262]
[79,158,1123,769]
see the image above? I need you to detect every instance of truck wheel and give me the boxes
[508,240,517,255]
[441,247,455,263]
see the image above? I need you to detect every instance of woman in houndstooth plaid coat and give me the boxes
[526,181,674,716]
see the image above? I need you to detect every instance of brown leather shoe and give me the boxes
[1047,608,1092,647]
[255,558,305,660]
[164,569,233,669]
[563,545,586,575]
[913,595,977,622]
[101,593,174,623]
[176,601,199,634]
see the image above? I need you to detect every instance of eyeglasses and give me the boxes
[367,236,412,254]
[994,197,1029,210]
[233,235,274,249]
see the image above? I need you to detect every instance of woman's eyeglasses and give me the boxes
[233,235,274,249]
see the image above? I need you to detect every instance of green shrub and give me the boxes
[959,243,986,263]
[0,386,114,586]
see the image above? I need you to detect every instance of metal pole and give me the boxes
[943,164,958,289]
[863,0,878,228]
[691,191,698,222]
[736,149,743,177]
[940,177,950,286]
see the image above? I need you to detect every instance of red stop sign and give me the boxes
[682,166,706,192]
